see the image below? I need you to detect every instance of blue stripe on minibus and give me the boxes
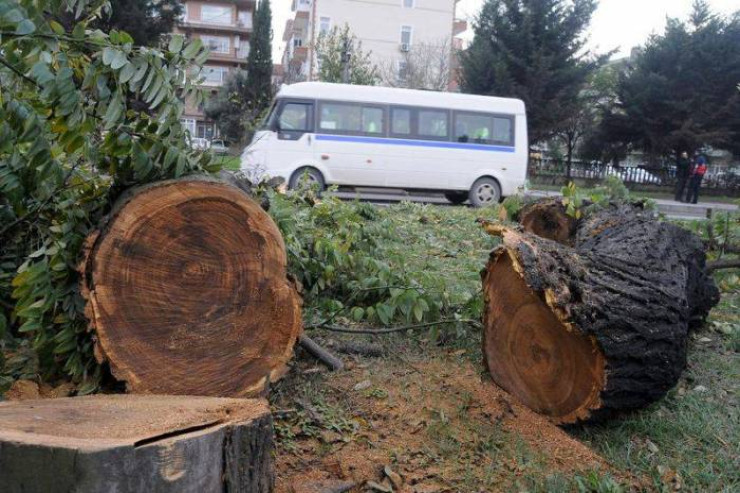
[314,134,516,153]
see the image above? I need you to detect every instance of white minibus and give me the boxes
[241,82,528,206]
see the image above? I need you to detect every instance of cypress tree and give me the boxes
[460,0,604,144]
[247,0,274,112]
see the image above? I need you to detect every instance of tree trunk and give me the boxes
[0,395,274,492]
[517,198,577,245]
[481,203,719,424]
[80,177,302,397]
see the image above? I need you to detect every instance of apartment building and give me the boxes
[175,0,255,140]
[281,0,466,89]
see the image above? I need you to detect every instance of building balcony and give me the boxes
[282,19,294,41]
[206,48,249,65]
[290,46,308,65]
[453,19,467,36]
[179,19,252,35]
[291,0,311,13]
[293,10,309,30]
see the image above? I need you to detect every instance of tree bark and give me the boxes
[481,203,719,424]
[0,395,274,492]
[80,177,302,397]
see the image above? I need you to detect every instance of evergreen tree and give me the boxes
[605,1,740,158]
[54,0,183,47]
[460,0,605,144]
[246,0,274,112]
[207,0,274,144]
[315,25,378,85]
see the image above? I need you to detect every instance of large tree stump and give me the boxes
[481,204,719,423]
[0,395,274,492]
[80,178,302,397]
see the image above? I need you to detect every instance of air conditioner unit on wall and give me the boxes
[400,43,410,52]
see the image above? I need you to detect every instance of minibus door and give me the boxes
[271,99,315,174]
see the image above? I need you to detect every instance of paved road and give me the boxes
[328,188,738,220]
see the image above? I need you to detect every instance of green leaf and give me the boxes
[182,39,202,59]
[49,20,65,35]
[168,35,184,53]
[111,51,128,70]
[15,19,35,35]
[119,63,136,83]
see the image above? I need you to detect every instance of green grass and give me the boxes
[213,155,240,170]
[308,201,740,491]
[533,183,739,205]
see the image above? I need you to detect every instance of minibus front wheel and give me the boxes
[469,177,502,207]
[289,167,325,192]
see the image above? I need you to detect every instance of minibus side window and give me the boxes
[492,116,514,145]
[391,108,412,136]
[361,107,384,134]
[418,109,449,140]
[278,102,312,132]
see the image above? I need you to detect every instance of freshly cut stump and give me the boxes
[482,204,719,424]
[80,178,302,397]
[0,395,274,492]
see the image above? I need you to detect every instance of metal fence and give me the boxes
[528,158,740,193]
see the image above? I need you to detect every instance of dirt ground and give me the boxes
[272,345,633,493]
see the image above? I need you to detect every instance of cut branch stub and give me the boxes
[81,178,302,397]
[518,197,576,244]
[483,205,720,424]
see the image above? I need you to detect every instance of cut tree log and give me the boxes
[481,203,720,424]
[80,177,302,397]
[517,197,577,244]
[0,394,274,492]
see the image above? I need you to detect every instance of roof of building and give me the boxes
[277,82,526,114]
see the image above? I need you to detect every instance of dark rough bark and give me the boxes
[0,395,274,493]
[482,201,720,423]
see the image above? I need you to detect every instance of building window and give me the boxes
[202,65,229,85]
[400,25,413,46]
[319,17,331,35]
[201,5,232,25]
[196,122,215,140]
[181,118,196,136]
[402,0,413,7]
[418,109,448,139]
[391,108,411,135]
[397,60,408,82]
[293,38,303,48]
[201,35,230,53]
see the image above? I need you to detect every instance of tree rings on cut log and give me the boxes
[0,395,274,492]
[483,251,605,423]
[80,178,302,397]
[481,202,719,424]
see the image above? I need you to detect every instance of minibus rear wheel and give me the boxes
[469,177,502,207]
[289,167,325,192]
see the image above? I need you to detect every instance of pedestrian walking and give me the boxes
[685,155,707,204]
[674,151,690,201]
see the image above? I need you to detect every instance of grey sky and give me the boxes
[271,0,738,61]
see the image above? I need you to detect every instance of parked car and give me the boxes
[210,139,229,155]
[190,137,210,150]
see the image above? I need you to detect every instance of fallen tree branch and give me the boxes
[309,318,482,335]
[706,258,740,273]
[298,334,344,371]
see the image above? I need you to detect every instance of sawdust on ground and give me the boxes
[274,353,623,493]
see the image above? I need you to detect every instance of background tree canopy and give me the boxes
[602,1,740,158]
[460,0,605,144]
[315,25,378,85]
[0,0,215,392]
